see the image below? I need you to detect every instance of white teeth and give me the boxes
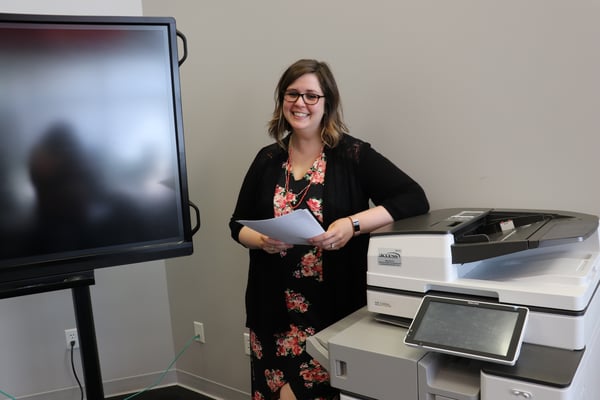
[293,112,308,117]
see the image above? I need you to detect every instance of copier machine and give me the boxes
[307,208,600,400]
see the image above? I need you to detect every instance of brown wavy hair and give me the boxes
[268,59,348,149]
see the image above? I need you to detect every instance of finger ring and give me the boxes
[330,243,335,249]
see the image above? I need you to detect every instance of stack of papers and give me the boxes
[237,209,325,245]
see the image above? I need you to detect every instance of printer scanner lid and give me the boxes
[372,208,598,264]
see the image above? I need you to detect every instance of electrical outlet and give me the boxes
[193,321,205,343]
[65,328,79,349]
[243,332,250,356]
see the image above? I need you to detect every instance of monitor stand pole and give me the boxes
[72,283,105,400]
[0,271,104,399]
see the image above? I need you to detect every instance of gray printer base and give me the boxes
[308,308,597,400]
[322,310,479,400]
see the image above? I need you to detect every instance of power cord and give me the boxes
[122,333,200,400]
[0,389,16,400]
[70,340,84,400]
[1,334,199,400]
[0,341,83,400]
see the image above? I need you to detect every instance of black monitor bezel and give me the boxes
[0,12,194,286]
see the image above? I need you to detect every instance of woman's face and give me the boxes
[282,73,325,137]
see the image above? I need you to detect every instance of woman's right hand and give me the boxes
[238,226,292,253]
[260,235,292,254]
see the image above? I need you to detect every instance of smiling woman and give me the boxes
[281,73,327,148]
[229,59,429,400]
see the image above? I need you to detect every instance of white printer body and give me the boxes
[307,208,600,400]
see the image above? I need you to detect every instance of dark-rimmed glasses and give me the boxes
[283,91,325,105]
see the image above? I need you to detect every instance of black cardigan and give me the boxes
[229,133,429,333]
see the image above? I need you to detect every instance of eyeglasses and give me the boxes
[283,91,325,105]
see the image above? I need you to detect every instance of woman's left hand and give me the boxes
[308,217,354,251]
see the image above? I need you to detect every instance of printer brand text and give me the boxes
[377,248,402,267]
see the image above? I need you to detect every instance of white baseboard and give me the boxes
[103,370,178,397]
[16,370,177,400]
[14,369,249,400]
[176,369,250,400]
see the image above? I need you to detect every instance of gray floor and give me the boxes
[105,385,213,400]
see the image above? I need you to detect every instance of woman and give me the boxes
[230,59,429,400]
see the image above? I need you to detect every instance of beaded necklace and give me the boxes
[285,144,323,209]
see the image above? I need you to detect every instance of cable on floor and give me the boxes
[122,333,200,400]
[0,389,16,400]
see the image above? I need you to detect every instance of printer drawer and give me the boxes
[481,371,584,400]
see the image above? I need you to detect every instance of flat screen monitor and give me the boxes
[0,13,195,288]
[404,295,528,365]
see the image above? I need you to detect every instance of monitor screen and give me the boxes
[404,295,528,365]
[0,13,194,286]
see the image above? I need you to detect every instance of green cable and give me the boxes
[0,389,16,400]
[122,333,200,400]
[0,335,199,400]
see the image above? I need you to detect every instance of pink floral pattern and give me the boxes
[273,152,326,218]
[310,158,326,185]
[285,289,310,313]
[299,359,330,389]
[275,324,316,358]
[250,330,263,360]
[306,197,323,221]
[273,152,326,284]
[265,369,285,392]
[273,183,295,216]
[250,151,334,398]
[252,391,265,400]
[293,248,323,282]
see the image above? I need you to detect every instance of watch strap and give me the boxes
[348,216,360,236]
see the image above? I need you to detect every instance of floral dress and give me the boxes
[249,151,338,400]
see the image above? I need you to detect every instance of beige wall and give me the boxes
[144,0,600,398]
[5,0,590,398]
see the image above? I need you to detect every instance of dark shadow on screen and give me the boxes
[7,122,181,263]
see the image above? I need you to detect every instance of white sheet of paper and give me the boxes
[237,209,325,245]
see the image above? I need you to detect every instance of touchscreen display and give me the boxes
[404,296,528,365]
